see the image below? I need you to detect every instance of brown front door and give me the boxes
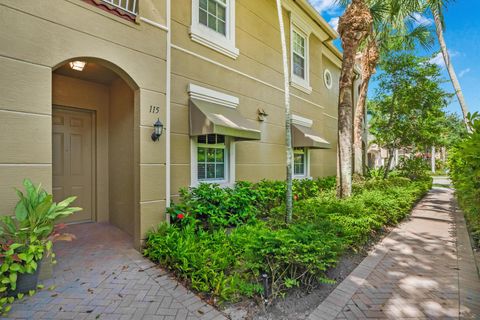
[52,107,94,223]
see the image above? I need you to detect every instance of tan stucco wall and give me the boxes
[1,0,351,245]
[0,0,168,247]
[170,0,342,196]
[109,78,135,236]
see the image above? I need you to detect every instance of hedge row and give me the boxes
[144,177,431,303]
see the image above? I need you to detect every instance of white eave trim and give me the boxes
[188,83,239,108]
[292,114,313,127]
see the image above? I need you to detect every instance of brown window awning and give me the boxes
[292,124,331,149]
[189,99,261,141]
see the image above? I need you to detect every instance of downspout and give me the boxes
[165,0,172,224]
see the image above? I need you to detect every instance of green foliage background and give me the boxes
[449,113,480,247]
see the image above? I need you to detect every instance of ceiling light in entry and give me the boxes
[69,61,86,71]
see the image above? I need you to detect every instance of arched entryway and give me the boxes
[51,58,139,240]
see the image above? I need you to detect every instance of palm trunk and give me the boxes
[353,72,371,175]
[337,55,356,197]
[354,41,379,176]
[433,7,469,129]
[275,0,293,223]
[337,0,372,198]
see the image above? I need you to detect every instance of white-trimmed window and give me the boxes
[190,0,239,59]
[191,134,235,186]
[294,148,308,177]
[324,69,333,90]
[197,134,227,181]
[291,26,311,93]
[293,31,306,79]
[199,0,227,35]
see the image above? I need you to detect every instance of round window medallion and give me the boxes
[324,69,333,90]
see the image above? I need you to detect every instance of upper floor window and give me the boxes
[101,0,138,16]
[290,25,311,94]
[190,0,239,59]
[199,0,227,35]
[292,31,306,79]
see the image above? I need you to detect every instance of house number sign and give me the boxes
[149,105,160,114]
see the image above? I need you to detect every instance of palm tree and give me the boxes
[427,0,470,129]
[353,38,378,175]
[353,13,433,175]
[337,0,373,198]
[275,0,293,222]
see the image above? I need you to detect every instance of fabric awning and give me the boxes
[189,99,261,140]
[292,124,331,149]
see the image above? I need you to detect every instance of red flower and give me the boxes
[55,223,67,230]
[177,213,185,219]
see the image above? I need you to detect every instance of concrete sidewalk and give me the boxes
[308,187,480,319]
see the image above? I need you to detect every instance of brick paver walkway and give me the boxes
[3,223,227,320]
[309,187,480,320]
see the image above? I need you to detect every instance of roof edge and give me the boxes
[295,0,339,41]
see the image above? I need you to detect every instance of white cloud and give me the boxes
[309,0,341,14]
[410,12,433,27]
[430,52,444,66]
[429,51,459,68]
[328,17,339,31]
[459,68,471,78]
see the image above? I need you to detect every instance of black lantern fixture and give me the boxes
[151,118,164,141]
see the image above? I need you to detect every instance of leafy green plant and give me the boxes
[0,179,81,242]
[0,179,81,315]
[168,183,259,229]
[397,157,430,181]
[145,176,430,304]
[449,112,480,247]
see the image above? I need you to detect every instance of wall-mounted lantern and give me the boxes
[257,108,269,122]
[151,118,164,141]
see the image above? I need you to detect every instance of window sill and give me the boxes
[293,176,312,180]
[190,25,239,60]
[191,180,233,188]
[291,80,312,95]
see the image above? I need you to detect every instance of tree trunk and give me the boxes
[433,7,470,129]
[353,72,371,175]
[275,0,293,223]
[431,146,436,173]
[354,40,378,175]
[337,58,355,197]
[337,0,372,198]
[383,148,394,179]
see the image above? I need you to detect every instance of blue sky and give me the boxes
[309,0,480,115]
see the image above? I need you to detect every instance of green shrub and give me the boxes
[168,177,337,228]
[168,183,260,228]
[449,113,480,247]
[145,177,430,304]
[397,157,430,181]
